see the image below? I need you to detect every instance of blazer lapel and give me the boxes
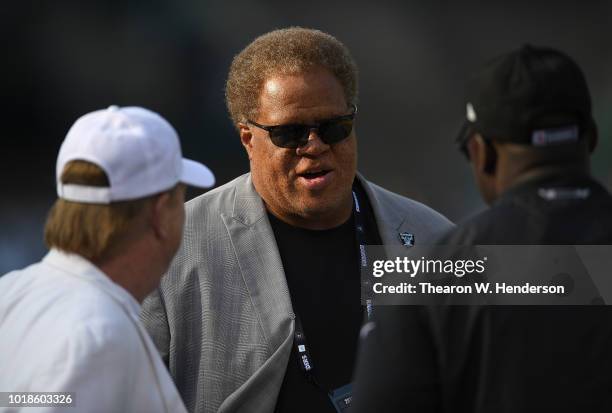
[357,173,407,246]
[222,174,294,352]
[219,174,294,411]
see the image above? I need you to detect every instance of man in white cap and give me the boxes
[0,106,215,413]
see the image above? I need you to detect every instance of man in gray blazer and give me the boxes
[141,27,453,413]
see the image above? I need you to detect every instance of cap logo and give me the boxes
[531,125,579,146]
[466,103,477,122]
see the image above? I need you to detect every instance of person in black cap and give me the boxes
[350,45,612,412]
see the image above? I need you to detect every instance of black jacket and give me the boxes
[351,174,612,413]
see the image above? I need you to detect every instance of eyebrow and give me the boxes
[254,105,356,126]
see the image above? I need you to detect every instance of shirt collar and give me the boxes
[42,248,141,317]
[495,173,604,206]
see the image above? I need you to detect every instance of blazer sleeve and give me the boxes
[141,287,171,367]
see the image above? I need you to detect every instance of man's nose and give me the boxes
[296,129,330,156]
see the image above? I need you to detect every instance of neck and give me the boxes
[265,196,353,230]
[94,240,164,303]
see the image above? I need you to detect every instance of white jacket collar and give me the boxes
[43,249,141,317]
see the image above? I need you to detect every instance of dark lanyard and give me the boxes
[352,189,373,320]
[292,187,373,393]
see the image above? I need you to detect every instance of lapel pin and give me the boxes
[399,232,415,247]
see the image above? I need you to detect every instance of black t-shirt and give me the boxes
[272,182,380,413]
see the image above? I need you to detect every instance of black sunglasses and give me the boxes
[246,105,357,149]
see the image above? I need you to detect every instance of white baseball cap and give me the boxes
[56,105,215,203]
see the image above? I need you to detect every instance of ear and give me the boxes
[150,192,173,240]
[470,134,497,175]
[587,122,598,153]
[483,139,497,175]
[238,122,254,160]
[466,134,485,173]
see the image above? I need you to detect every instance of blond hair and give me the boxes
[44,161,153,262]
[225,27,358,127]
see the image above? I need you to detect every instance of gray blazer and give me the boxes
[141,173,453,413]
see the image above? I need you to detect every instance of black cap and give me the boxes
[456,45,594,150]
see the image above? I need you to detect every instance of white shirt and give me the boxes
[0,249,187,413]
